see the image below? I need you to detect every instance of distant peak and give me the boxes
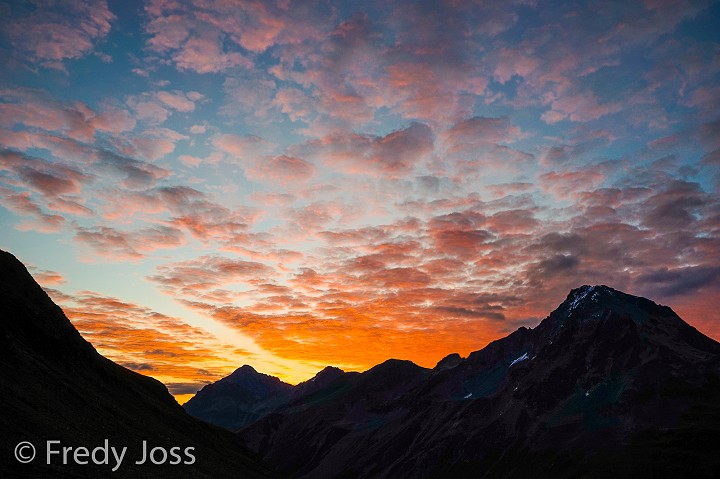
[435,353,462,370]
[304,366,344,384]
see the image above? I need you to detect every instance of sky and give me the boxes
[1,0,719,404]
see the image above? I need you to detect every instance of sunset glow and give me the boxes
[1,0,719,402]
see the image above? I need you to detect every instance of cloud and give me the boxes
[0,88,136,146]
[290,122,433,177]
[2,0,115,69]
[90,106,137,133]
[0,88,95,142]
[54,289,245,391]
[637,266,720,297]
[214,133,275,160]
[431,228,494,260]
[639,180,708,232]
[0,188,66,233]
[127,90,203,125]
[143,0,332,74]
[540,167,606,200]
[172,31,250,73]
[28,266,65,285]
[75,225,185,260]
[542,90,622,124]
[0,149,91,198]
[95,149,170,188]
[442,116,523,149]
[166,382,207,396]
[245,155,317,184]
[156,90,202,112]
[149,255,278,294]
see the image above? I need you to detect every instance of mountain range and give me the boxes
[2,246,719,478]
[187,285,720,478]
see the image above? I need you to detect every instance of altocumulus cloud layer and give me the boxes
[1,0,719,389]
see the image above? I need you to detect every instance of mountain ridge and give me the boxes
[186,283,720,478]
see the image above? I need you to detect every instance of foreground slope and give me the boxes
[0,250,273,478]
[239,285,720,478]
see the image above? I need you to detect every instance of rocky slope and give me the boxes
[0,250,273,478]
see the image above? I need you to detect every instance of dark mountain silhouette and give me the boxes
[0,250,273,478]
[185,364,294,430]
[185,365,354,431]
[199,285,720,478]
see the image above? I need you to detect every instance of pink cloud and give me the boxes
[173,32,250,73]
[245,155,317,184]
[493,47,541,83]
[96,185,260,248]
[47,197,94,217]
[542,91,622,124]
[126,90,202,125]
[94,149,171,189]
[75,224,185,261]
[156,90,201,112]
[214,133,274,160]
[0,188,65,233]
[273,88,316,122]
[144,0,332,75]
[290,122,433,178]
[178,155,203,167]
[0,89,95,142]
[90,106,137,133]
[3,0,114,69]
[381,61,486,122]
[221,72,280,121]
[112,128,187,162]
[442,116,523,150]
[149,255,278,294]
[127,97,170,124]
[0,150,91,198]
[540,168,607,200]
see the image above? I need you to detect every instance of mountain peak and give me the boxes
[229,364,258,376]
[555,284,654,322]
[565,284,613,310]
[435,352,462,370]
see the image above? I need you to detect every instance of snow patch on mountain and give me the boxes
[510,352,529,367]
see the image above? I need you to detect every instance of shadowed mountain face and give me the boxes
[184,365,294,430]
[208,285,720,479]
[0,251,273,478]
[185,365,353,431]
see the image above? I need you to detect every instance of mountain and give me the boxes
[184,365,354,431]
[234,285,720,478]
[0,250,273,478]
[184,365,294,430]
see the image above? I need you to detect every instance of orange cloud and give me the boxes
[47,289,251,402]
